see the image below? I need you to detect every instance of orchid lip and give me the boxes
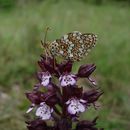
[66,98,86,115]
[59,74,77,87]
[36,102,54,120]
[41,71,51,87]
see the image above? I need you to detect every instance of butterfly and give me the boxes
[41,27,97,61]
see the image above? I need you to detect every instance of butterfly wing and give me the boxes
[80,33,97,57]
[49,31,97,61]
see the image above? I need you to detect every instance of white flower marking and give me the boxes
[36,102,53,120]
[63,35,68,40]
[26,104,35,113]
[66,98,86,115]
[41,72,51,87]
[59,74,76,87]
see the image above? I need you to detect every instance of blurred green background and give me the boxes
[0,0,130,130]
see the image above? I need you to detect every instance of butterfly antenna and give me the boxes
[41,27,51,59]
[44,27,50,45]
[41,27,56,69]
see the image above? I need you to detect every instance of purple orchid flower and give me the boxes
[25,55,103,130]
[26,90,59,120]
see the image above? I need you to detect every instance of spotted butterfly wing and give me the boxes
[49,31,97,61]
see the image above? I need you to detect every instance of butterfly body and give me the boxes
[45,31,97,61]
